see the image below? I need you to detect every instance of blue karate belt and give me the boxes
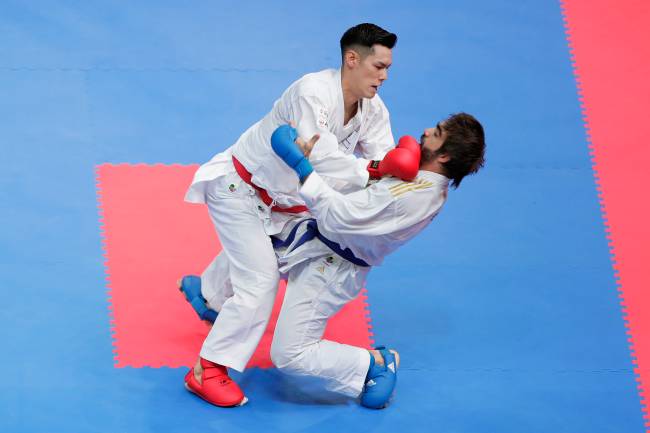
[271,218,369,267]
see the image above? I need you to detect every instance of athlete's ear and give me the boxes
[436,152,450,163]
[344,49,360,69]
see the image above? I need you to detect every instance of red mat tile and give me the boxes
[96,164,373,368]
[561,0,650,426]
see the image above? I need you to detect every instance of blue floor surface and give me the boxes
[0,1,644,432]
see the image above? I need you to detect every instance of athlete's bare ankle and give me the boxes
[194,357,203,385]
[369,349,384,367]
[369,349,400,368]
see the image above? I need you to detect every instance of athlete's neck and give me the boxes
[420,160,448,178]
[341,71,360,125]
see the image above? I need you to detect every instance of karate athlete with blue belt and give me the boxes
[180,24,422,408]
[267,113,486,408]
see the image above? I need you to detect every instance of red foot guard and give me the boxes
[184,358,248,407]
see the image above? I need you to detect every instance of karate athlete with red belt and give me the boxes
[267,113,486,409]
[180,24,420,407]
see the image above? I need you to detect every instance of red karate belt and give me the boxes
[232,156,309,213]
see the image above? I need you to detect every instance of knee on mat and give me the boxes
[270,340,303,371]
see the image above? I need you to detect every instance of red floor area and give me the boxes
[96,164,373,368]
[561,0,650,427]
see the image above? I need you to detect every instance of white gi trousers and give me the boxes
[270,243,372,397]
[199,171,283,372]
[201,214,372,396]
[198,174,372,393]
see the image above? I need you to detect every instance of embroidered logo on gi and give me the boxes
[387,362,395,373]
[326,256,335,264]
[316,265,326,274]
[228,183,237,192]
[317,107,329,129]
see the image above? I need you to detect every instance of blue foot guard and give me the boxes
[179,275,218,323]
[361,346,398,409]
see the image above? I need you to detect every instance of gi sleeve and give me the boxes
[299,172,424,237]
[290,95,370,188]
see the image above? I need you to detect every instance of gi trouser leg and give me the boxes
[200,251,233,312]
[200,174,280,372]
[270,253,371,397]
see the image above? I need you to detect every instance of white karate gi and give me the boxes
[186,69,394,372]
[269,170,450,397]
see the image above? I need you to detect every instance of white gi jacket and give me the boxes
[276,170,450,268]
[185,69,394,207]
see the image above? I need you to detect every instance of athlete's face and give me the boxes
[420,122,449,165]
[348,44,392,98]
